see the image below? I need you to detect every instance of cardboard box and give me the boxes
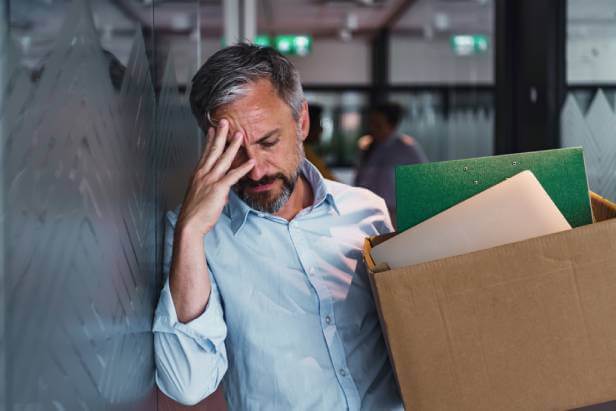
[365,192,616,411]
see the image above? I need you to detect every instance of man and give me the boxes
[153,44,403,410]
[354,103,428,224]
[304,103,336,181]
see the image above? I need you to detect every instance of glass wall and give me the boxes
[561,0,616,201]
[389,0,494,163]
[304,89,368,181]
[305,87,494,172]
[303,0,495,184]
[389,88,494,162]
[2,0,202,409]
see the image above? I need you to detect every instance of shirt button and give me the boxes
[309,267,316,276]
[339,368,347,377]
[325,315,332,324]
[257,212,265,218]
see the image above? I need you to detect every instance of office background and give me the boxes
[1,0,614,409]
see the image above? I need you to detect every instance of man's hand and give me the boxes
[177,119,255,236]
[170,119,254,323]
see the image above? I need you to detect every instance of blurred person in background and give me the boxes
[354,102,428,226]
[304,103,337,180]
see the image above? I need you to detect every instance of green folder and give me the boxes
[395,147,592,232]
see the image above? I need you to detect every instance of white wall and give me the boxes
[389,36,494,85]
[288,39,371,85]
[175,38,371,86]
[159,32,616,87]
[175,36,497,86]
[568,36,616,83]
[567,0,616,83]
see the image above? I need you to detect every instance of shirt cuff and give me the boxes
[153,278,227,353]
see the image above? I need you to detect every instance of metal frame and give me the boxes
[494,0,567,154]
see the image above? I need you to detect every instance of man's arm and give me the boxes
[153,212,228,405]
[168,224,211,323]
[153,120,255,405]
[170,119,254,322]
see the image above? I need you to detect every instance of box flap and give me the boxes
[591,192,616,222]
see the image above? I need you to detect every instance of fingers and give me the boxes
[220,159,256,187]
[201,119,230,174]
[210,132,244,178]
[197,127,215,169]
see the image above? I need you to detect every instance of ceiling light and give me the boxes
[434,12,450,31]
[346,13,359,30]
[171,14,192,31]
[339,28,352,41]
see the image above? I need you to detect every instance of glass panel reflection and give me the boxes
[2,0,202,409]
[563,0,616,201]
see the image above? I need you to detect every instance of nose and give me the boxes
[236,145,267,181]
[247,156,268,181]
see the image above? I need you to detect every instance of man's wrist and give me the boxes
[175,220,210,243]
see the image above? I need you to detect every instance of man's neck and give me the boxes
[274,174,314,221]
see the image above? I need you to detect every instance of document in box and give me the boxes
[372,170,572,269]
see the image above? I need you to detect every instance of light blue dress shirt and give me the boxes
[153,159,404,410]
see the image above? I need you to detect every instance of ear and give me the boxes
[298,100,309,143]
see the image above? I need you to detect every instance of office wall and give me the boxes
[167,37,372,87]
[568,37,616,84]
[389,36,494,85]
[177,36,497,88]
[2,0,199,408]
[174,31,616,88]
[562,0,616,201]
[288,39,371,85]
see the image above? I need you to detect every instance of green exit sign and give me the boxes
[450,34,489,56]
[274,35,312,56]
[253,35,272,47]
[222,35,313,56]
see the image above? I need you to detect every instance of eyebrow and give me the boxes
[254,129,281,145]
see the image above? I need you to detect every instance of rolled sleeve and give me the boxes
[153,276,227,353]
[152,209,228,406]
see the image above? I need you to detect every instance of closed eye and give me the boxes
[255,128,281,148]
[260,138,279,148]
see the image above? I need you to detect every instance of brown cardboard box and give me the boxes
[365,192,616,411]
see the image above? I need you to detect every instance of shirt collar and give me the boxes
[227,158,340,235]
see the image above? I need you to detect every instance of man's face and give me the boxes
[212,79,309,213]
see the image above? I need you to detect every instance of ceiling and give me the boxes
[116,0,415,37]
[11,0,616,46]
[9,0,616,82]
[10,0,493,42]
[9,0,492,75]
[395,0,493,37]
[112,0,496,38]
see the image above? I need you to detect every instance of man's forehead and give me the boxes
[211,81,293,141]
[214,105,276,140]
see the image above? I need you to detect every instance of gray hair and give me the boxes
[189,43,305,133]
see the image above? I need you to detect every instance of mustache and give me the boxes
[236,173,287,189]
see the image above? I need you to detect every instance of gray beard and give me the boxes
[238,168,300,214]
